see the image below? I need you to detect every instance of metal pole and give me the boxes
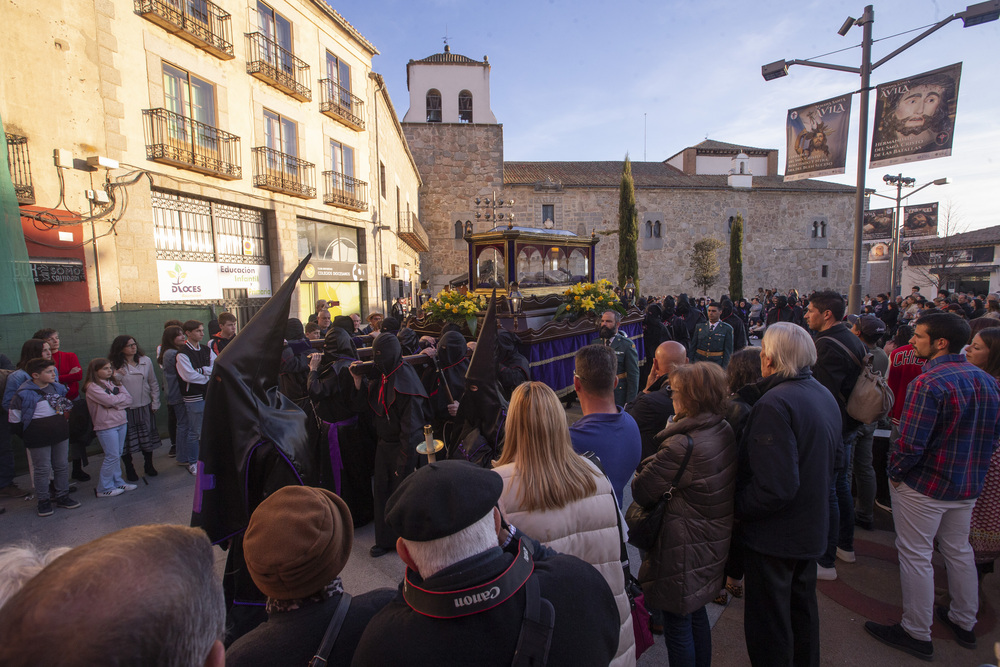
[848,5,874,316]
[889,175,903,299]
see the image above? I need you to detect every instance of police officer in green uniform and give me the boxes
[688,301,734,368]
[591,310,639,406]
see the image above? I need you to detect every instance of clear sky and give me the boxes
[333,0,999,233]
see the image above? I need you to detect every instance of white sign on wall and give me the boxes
[157,260,272,302]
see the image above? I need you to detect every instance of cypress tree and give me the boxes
[729,214,744,300]
[617,155,639,295]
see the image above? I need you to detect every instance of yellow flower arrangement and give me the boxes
[424,289,487,334]
[554,280,625,321]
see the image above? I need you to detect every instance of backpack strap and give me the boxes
[821,335,864,368]
[308,593,352,667]
[511,574,554,667]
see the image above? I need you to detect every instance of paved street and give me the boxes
[2,429,998,665]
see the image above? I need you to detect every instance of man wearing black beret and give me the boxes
[352,460,620,666]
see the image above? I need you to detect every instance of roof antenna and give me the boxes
[443,25,449,51]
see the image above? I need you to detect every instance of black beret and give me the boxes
[385,460,503,542]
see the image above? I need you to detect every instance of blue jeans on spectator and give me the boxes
[184,399,204,465]
[95,423,127,493]
[0,420,14,488]
[28,440,69,502]
[663,606,711,667]
[850,422,877,524]
[820,429,857,566]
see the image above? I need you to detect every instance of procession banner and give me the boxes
[863,207,894,242]
[901,202,939,239]
[870,63,962,169]
[784,93,852,181]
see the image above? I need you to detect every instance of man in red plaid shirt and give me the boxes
[865,313,1000,660]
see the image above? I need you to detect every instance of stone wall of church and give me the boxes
[402,123,504,293]
[504,184,857,297]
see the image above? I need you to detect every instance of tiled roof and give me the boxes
[503,161,854,193]
[911,224,1000,249]
[410,47,487,66]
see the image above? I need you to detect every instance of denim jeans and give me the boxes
[662,606,711,667]
[172,402,190,463]
[821,429,857,566]
[850,422,877,523]
[95,423,127,493]
[28,439,69,502]
[184,399,204,465]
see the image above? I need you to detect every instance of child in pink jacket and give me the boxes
[83,358,136,498]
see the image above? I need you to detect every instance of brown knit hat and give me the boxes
[243,486,354,599]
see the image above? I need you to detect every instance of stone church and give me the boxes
[401,47,858,297]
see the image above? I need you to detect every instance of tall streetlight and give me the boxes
[761,1,999,314]
[868,175,948,298]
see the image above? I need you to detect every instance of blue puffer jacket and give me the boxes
[734,370,841,560]
[8,379,70,430]
[3,367,60,410]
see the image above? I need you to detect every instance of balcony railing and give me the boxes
[245,32,311,101]
[319,79,365,130]
[253,147,315,199]
[134,0,234,60]
[400,212,430,252]
[5,133,35,205]
[322,171,368,212]
[143,108,241,180]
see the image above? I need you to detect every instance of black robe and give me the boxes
[355,334,430,548]
[309,327,374,527]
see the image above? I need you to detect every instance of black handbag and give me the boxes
[625,434,693,551]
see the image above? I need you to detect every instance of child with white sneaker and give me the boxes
[7,358,80,516]
[83,359,137,498]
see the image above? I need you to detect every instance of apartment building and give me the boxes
[1,0,425,320]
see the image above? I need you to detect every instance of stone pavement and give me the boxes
[2,430,999,665]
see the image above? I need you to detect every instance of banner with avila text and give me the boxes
[784,93,852,181]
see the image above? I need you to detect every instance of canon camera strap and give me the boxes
[402,538,535,619]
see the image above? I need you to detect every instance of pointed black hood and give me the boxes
[453,290,505,465]
[191,255,315,543]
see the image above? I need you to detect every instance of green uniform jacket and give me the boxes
[689,321,734,368]
[591,332,639,405]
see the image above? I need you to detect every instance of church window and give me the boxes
[654,221,662,238]
[458,90,473,123]
[821,264,829,278]
[542,204,554,226]
[426,89,442,123]
[455,220,464,238]
[645,220,653,238]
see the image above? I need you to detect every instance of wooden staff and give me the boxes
[348,354,433,373]
[432,356,456,404]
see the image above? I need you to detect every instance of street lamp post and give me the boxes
[761,0,998,314]
[868,175,948,298]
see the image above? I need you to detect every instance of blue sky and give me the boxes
[334,0,999,232]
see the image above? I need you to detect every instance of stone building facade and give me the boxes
[2,0,424,321]
[400,50,857,297]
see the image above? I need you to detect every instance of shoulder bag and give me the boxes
[624,434,694,552]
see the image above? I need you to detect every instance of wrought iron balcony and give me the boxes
[253,147,315,199]
[322,171,368,212]
[143,108,241,180]
[245,32,311,101]
[5,133,35,205]
[319,79,365,130]
[400,212,430,253]
[134,0,234,60]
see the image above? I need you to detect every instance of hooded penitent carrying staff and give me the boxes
[422,330,468,447]
[308,323,374,527]
[350,331,431,558]
[191,254,317,644]
[450,290,508,467]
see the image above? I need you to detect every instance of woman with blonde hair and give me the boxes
[494,381,636,667]
[629,362,737,667]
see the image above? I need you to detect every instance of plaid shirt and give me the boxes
[890,353,1000,500]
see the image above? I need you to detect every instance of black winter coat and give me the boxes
[734,371,840,560]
